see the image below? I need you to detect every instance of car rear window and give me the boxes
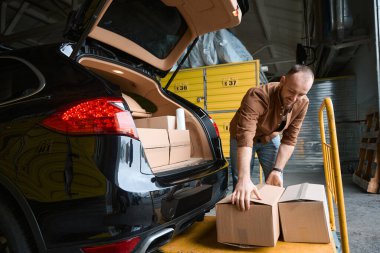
[98,0,188,59]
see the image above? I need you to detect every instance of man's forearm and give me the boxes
[274,143,295,170]
[237,147,253,179]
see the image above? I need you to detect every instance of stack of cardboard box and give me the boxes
[216,183,330,247]
[135,116,191,169]
[137,128,169,167]
[167,129,191,164]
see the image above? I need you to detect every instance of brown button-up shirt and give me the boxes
[229,82,309,147]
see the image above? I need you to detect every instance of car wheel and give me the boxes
[0,201,35,253]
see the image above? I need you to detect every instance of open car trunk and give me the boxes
[79,57,214,173]
[65,0,240,174]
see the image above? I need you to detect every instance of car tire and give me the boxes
[0,201,35,253]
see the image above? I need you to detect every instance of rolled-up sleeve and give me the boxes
[236,89,267,148]
[281,100,309,146]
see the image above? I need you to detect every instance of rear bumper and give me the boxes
[28,126,228,252]
[45,165,228,253]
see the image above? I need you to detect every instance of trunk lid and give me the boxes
[66,0,241,72]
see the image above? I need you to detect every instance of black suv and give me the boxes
[0,0,242,252]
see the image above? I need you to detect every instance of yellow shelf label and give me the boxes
[222,77,238,87]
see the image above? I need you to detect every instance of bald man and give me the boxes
[229,64,314,211]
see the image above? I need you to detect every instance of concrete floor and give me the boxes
[207,170,380,253]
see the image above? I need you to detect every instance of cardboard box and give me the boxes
[170,145,191,164]
[134,118,149,128]
[134,116,176,129]
[167,129,190,146]
[148,116,176,129]
[143,148,169,168]
[216,184,285,247]
[137,128,169,167]
[278,183,330,243]
[168,130,191,164]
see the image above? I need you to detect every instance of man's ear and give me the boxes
[279,76,286,85]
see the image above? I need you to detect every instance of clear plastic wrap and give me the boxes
[214,29,253,63]
[173,29,252,70]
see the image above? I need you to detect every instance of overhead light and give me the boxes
[112,69,124,74]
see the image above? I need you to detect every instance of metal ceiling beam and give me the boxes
[0,22,64,43]
[331,38,370,50]
[1,0,79,48]
[253,0,279,73]
[252,0,271,38]
[4,1,29,35]
[58,0,72,7]
[7,0,58,24]
[251,43,273,57]
[262,58,296,65]
[60,0,81,9]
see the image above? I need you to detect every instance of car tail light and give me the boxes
[82,237,140,253]
[42,97,138,139]
[208,115,220,137]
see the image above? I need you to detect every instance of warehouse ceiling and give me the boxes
[0,0,83,48]
[231,0,371,80]
[0,0,371,79]
[232,0,305,80]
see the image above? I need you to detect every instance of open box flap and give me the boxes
[279,183,326,203]
[217,184,285,206]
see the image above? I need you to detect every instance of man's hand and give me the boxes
[231,178,262,211]
[266,170,283,187]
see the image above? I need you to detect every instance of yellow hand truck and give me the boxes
[319,97,350,253]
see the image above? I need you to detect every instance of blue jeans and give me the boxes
[230,135,281,190]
